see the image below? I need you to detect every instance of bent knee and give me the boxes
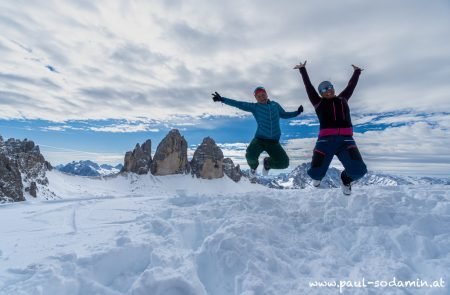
[280,160,289,169]
[308,167,326,180]
[347,162,367,181]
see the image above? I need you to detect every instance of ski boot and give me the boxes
[341,171,352,195]
[312,179,321,187]
[249,168,257,183]
[262,157,270,176]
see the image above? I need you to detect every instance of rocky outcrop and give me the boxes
[190,137,224,179]
[122,140,152,175]
[151,130,189,175]
[25,181,38,198]
[121,130,242,182]
[223,158,242,182]
[0,137,50,202]
[0,154,24,202]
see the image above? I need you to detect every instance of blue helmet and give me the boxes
[318,81,334,94]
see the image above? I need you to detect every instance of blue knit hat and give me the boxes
[318,81,333,94]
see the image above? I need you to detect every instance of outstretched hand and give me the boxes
[211,91,223,102]
[352,64,364,71]
[293,60,307,69]
[297,105,304,115]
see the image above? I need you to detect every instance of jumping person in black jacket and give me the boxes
[294,61,367,195]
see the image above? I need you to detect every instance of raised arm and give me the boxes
[338,64,362,101]
[211,91,255,113]
[276,102,303,119]
[294,61,322,107]
[222,97,256,112]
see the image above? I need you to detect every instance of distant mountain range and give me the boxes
[56,159,450,188]
[249,163,450,189]
[55,160,123,176]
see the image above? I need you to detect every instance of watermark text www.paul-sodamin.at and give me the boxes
[309,277,446,293]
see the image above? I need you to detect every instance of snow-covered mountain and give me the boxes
[1,170,449,295]
[252,163,450,189]
[56,160,123,176]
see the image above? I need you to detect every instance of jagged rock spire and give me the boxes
[223,158,242,182]
[151,129,190,175]
[122,139,152,175]
[190,137,224,179]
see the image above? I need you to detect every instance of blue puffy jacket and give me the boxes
[222,97,299,141]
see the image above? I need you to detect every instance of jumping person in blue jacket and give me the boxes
[212,87,303,178]
[294,60,367,195]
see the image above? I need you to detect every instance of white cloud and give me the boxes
[173,122,198,127]
[356,122,450,176]
[41,125,84,132]
[352,115,378,126]
[38,120,160,133]
[89,124,158,133]
[372,115,425,125]
[431,114,450,129]
[40,144,124,166]
[0,0,448,121]
[289,119,319,126]
[217,142,248,150]
[41,125,72,132]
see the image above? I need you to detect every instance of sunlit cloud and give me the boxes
[0,0,448,122]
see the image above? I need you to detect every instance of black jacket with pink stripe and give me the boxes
[298,67,361,136]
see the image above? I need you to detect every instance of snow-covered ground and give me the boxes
[1,171,449,294]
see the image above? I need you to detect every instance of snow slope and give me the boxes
[1,171,449,294]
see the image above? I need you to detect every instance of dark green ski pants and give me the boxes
[246,138,289,170]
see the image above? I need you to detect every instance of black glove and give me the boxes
[211,91,223,102]
[297,105,304,115]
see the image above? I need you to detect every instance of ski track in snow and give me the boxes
[0,171,449,295]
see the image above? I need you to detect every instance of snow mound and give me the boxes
[1,172,449,294]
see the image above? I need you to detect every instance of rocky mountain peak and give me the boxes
[0,136,51,202]
[190,137,224,179]
[223,158,242,182]
[150,129,189,176]
[122,139,152,175]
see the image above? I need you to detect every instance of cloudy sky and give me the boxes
[0,0,449,177]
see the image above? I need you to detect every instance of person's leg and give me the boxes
[264,142,289,169]
[245,138,265,170]
[336,137,367,182]
[307,137,336,180]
